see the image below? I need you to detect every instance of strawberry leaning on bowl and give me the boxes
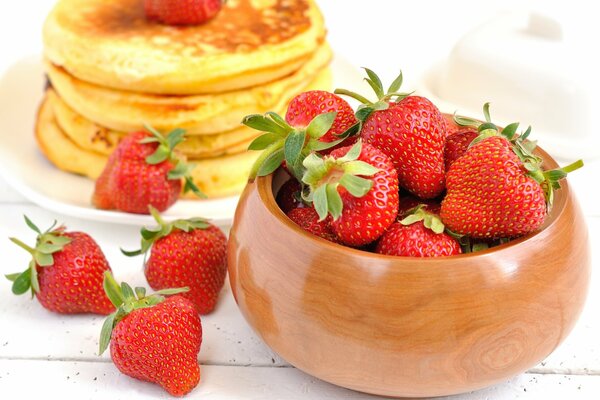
[145,0,224,25]
[376,206,461,257]
[122,207,227,315]
[302,140,399,246]
[440,104,584,239]
[99,273,201,397]
[244,91,359,183]
[93,127,204,214]
[335,69,446,199]
[5,216,114,314]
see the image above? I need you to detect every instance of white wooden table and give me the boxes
[1,1,599,398]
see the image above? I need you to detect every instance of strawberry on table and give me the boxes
[441,104,584,239]
[286,207,340,244]
[123,207,227,315]
[145,0,224,25]
[93,126,204,214]
[335,69,447,199]
[5,216,114,314]
[376,206,461,257]
[302,140,399,246]
[99,272,201,397]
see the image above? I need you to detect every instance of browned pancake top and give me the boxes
[55,0,313,56]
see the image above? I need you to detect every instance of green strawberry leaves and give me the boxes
[140,125,206,199]
[99,271,189,355]
[244,111,343,183]
[121,206,211,259]
[400,206,445,234]
[302,141,380,221]
[335,68,412,135]
[6,216,72,297]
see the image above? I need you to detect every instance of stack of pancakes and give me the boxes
[37,0,331,198]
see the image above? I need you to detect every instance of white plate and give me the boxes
[0,54,363,226]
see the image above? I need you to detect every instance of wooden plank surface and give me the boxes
[1,360,599,400]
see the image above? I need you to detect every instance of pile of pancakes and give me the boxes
[37,0,332,198]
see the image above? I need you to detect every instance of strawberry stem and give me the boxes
[560,159,584,174]
[9,237,35,254]
[333,88,373,105]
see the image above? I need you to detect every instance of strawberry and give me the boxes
[442,113,460,137]
[441,104,584,239]
[336,69,446,199]
[123,207,227,314]
[99,273,201,396]
[398,195,441,217]
[376,206,461,257]
[444,128,478,171]
[302,140,399,246]
[276,178,305,213]
[286,207,340,243]
[93,127,204,214]
[243,93,360,184]
[285,90,358,151]
[5,216,114,314]
[145,0,223,25]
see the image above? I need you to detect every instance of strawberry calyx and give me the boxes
[335,68,412,124]
[243,111,344,182]
[99,271,189,355]
[301,140,380,221]
[400,205,445,234]
[121,206,210,258]
[454,103,584,208]
[141,125,206,198]
[5,216,72,296]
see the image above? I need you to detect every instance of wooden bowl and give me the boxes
[226,147,590,398]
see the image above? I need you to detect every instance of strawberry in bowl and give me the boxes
[226,69,591,397]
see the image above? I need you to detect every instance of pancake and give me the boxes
[46,43,333,135]
[49,89,258,158]
[36,93,260,198]
[43,0,326,94]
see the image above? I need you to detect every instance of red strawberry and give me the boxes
[244,95,359,183]
[376,221,462,257]
[93,127,204,214]
[442,113,461,137]
[440,109,583,238]
[398,195,441,217]
[99,273,201,396]
[145,0,223,25]
[123,207,227,314]
[336,69,446,199]
[276,178,305,213]
[286,207,340,243]
[286,90,358,150]
[302,141,399,246]
[6,216,114,314]
[444,128,478,171]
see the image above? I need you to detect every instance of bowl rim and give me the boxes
[254,144,570,261]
